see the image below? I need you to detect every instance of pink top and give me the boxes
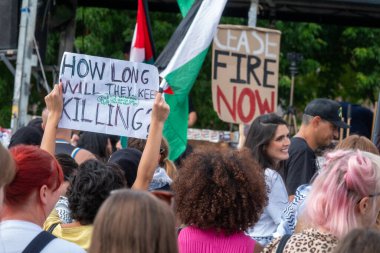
[178,226,256,253]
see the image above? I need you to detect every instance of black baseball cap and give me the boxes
[8,126,43,148]
[108,148,142,188]
[304,98,349,129]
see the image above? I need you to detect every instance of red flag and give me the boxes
[130,0,155,63]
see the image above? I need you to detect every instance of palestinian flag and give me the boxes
[130,0,155,63]
[121,0,155,148]
[155,0,227,160]
[177,0,196,17]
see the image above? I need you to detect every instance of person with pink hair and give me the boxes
[264,150,380,253]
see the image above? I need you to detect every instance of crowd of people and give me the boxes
[1,83,380,253]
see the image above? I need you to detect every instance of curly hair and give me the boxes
[55,153,78,181]
[67,159,126,225]
[172,148,267,235]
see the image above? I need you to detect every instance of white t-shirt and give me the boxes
[246,168,289,245]
[0,220,85,253]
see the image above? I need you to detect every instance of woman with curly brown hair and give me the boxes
[172,148,267,253]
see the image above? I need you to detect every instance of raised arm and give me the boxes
[40,83,63,155]
[132,92,170,190]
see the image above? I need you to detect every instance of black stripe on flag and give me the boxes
[154,0,202,73]
[143,0,156,60]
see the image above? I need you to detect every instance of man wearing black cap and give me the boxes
[283,98,348,199]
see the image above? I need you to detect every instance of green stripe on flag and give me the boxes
[177,0,196,17]
[158,0,227,161]
[165,48,209,95]
[163,48,209,160]
[164,94,189,160]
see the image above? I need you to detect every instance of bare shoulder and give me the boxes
[75,149,96,165]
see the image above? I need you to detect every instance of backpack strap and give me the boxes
[22,231,56,253]
[47,223,59,234]
[275,234,291,253]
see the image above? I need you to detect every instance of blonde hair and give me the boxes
[0,143,15,188]
[160,138,177,180]
[89,189,178,253]
[335,135,379,155]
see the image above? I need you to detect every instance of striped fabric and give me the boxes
[273,184,311,237]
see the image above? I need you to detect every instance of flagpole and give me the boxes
[238,0,258,149]
[159,79,167,94]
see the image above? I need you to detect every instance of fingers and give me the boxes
[58,82,63,95]
[152,91,170,123]
[155,91,163,103]
[44,83,63,117]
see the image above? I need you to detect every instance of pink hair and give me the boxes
[304,150,380,238]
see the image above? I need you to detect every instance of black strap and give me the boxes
[47,223,59,234]
[276,234,291,253]
[177,227,184,236]
[22,231,56,253]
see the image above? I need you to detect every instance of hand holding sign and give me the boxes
[152,92,170,125]
[44,83,63,126]
[59,52,159,139]
[133,91,170,190]
[41,83,64,155]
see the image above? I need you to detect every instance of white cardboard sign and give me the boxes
[58,52,159,139]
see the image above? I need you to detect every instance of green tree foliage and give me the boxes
[1,8,380,130]
[275,22,380,112]
[74,8,182,58]
[0,64,13,128]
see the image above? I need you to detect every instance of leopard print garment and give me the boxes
[263,228,338,253]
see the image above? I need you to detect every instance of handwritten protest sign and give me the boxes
[58,52,159,139]
[212,25,281,124]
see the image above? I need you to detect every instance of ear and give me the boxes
[357,196,370,215]
[311,116,322,128]
[39,185,49,205]
[375,211,380,230]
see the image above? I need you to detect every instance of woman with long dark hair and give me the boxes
[244,113,290,246]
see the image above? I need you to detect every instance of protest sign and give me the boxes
[59,52,159,139]
[212,25,281,124]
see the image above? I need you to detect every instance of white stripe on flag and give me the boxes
[130,48,145,62]
[160,0,227,78]
[130,23,146,62]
